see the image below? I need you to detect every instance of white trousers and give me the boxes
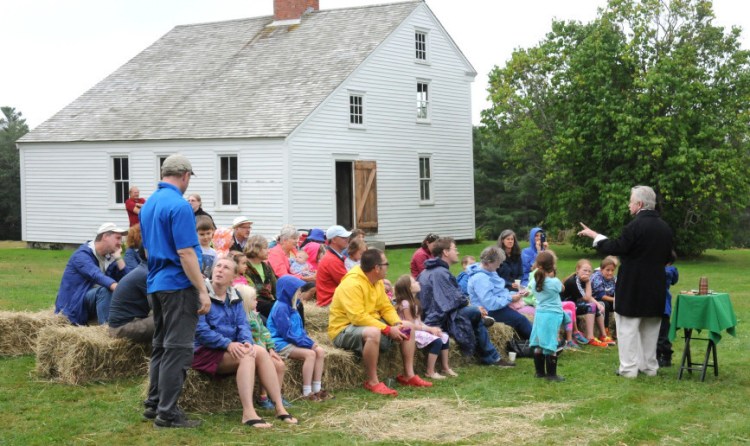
[615,314,661,378]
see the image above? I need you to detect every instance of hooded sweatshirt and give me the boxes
[267,276,314,351]
[466,263,512,312]
[520,227,543,285]
[328,266,400,340]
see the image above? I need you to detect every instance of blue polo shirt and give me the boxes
[140,182,202,293]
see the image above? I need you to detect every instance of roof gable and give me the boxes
[22,1,421,143]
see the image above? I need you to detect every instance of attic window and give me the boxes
[415,30,427,61]
[349,93,364,126]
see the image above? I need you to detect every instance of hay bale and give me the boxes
[179,369,241,413]
[488,322,514,357]
[179,339,366,413]
[302,301,329,333]
[34,325,150,385]
[0,310,69,357]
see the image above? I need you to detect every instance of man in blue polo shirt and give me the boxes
[139,154,210,429]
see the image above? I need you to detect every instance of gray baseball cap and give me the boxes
[161,154,195,177]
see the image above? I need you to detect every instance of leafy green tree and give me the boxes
[0,107,28,240]
[473,126,544,241]
[483,0,750,257]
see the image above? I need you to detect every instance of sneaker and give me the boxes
[154,414,202,429]
[300,392,322,402]
[483,316,496,327]
[363,381,398,396]
[564,340,581,350]
[143,406,157,420]
[396,374,433,387]
[588,338,608,347]
[601,336,617,346]
[314,390,335,400]
[492,358,517,368]
[280,397,293,408]
[255,396,275,410]
[573,331,589,345]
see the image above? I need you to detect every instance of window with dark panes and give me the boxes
[112,156,129,204]
[220,155,238,206]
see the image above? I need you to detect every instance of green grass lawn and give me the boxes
[0,242,748,445]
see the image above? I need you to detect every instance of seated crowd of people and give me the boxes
[53,159,677,430]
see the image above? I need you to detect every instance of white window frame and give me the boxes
[418,154,433,204]
[416,80,431,123]
[415,28,429,64]
[218,154,239,209]
[348,91,365,128]
[111,155,129,207]
[155,154,172,181]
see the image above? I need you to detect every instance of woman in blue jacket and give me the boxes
[468,246,533,339]
[268,276,333,401]
[193,256,297,428]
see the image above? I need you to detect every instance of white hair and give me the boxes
[631,185,656,210]
[279,224,299,241]
[480,245,506,265]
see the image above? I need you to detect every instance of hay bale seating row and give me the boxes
[34,325,150,385]
[0,310,69,357]
[178,304,516,412]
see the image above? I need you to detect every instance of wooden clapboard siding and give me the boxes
[287,3,475,245]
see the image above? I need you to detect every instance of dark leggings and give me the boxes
[425,338,450,355]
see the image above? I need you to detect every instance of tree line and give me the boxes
[474,0,750,257]
[0,107,27,241]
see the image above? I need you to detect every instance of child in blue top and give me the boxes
[267,276,333,401]
[456,255,475,295]
[590,256,618,336]
[657,259,679,367]
[528,250,565,382]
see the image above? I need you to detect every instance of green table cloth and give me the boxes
[669,293,737,344]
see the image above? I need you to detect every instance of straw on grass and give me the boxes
[34,325,150,385]
[312,398,573,443]
[0,310,69,357]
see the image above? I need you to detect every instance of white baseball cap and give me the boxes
[97,222,128,235]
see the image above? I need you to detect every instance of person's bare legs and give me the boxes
[584,313,596,339]
[288,347,316,388]
[596,314,608,339]
[361,327,382,385]
[254,345,296,424]
[426,352,439,375]
[217,352,271,428]
[313,345,326,382]
[399,327,417,378]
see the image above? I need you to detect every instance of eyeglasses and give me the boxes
[378,262,390,267]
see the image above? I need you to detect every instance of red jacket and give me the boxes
[316,248,347,306]
[410,246,433,278]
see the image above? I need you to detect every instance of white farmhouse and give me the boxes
[18,0,476,246]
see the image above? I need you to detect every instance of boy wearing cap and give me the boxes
[315,225,352,306]
[55,222,130,325]
[230,216,253,252]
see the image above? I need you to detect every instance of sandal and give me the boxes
[315,389,335,400]
[425,372,446,380]
[276,414,298,425]
[442,369,459,377]
[243,418,272,428]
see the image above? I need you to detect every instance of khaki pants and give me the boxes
[108,316,155,343]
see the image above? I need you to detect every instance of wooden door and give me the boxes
[354,160,378,233]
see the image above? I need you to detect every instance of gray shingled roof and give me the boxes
[21,1,421,142]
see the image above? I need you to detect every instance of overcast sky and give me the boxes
[3,0,748,129]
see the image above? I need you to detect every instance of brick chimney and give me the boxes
[274,0,319,21]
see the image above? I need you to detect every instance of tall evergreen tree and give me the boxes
[0,107,29,240]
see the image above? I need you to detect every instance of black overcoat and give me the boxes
[595,210,674,317]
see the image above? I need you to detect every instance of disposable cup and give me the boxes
[508,352,517,362]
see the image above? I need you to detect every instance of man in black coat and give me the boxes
[579,185,674,378]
